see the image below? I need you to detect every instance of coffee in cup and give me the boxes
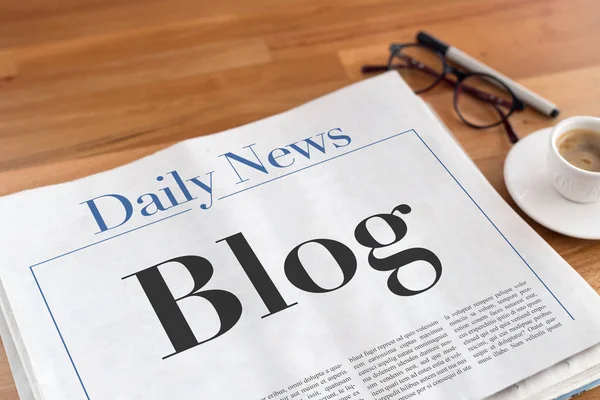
[557,129,600,172]
[548,116,600,203]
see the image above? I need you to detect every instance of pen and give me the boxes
[416,31,559,118]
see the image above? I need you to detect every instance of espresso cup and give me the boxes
[548,116,600,203]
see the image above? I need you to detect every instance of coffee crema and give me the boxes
[557,128,600,172]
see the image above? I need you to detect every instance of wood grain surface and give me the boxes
[1,0,599,398]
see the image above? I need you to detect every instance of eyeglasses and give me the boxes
[361,43,525,143]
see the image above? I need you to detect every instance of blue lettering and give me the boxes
[327,128,351,148]
[81,194,133,233]
[167,171,196,202]
[268,148,295,168]
[287,133,326,159]
[219,144,268,184]
[186,171,214,210]
[137,193,168,217]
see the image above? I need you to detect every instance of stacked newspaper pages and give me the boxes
[0,72,599,400]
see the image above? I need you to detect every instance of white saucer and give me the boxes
[504,127,600,240]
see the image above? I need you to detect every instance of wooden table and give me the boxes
[1,0,599,398]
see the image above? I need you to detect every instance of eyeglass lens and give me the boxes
[389,45,445,93]
[389,46,515,128]
[454,75,515,128]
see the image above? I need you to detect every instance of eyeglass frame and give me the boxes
[362,43,525,143]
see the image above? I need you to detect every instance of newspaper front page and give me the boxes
[0,72,599,400]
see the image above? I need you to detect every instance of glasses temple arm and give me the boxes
[458,83,514,109]
[494,106,519,143]
[367,54,514,110]
[361,65,392,73]
[400,54,514,109]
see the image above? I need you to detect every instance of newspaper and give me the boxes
[0,72,599,400]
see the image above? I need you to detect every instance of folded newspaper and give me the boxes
[1,72,599,400]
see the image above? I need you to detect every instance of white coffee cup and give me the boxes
[548,116,600,203]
